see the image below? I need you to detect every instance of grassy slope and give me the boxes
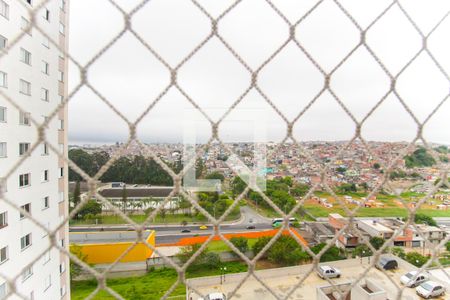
[71,262,247,300]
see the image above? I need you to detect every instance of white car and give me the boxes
[316,265,341,279]
[198,292,226,300]
[416,281,445,299]
[400,271,429,287]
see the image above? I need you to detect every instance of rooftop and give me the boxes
[358,220,394,233]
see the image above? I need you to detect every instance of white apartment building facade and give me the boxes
[0,0,69,299]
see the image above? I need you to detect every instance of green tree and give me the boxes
[369,237,385,250]
[291,184,310,197]
[252,236,272,257]
[404,147,436,168]
[68,149,94,181]
[70,244,89,280]
[414,213,437,226]
[77,200,102,219]
[354,244,373,257]
[232,176,247,197]
[203,252,221,269]
[176,244,206,266]
[267,236,309,266]
[73,181,81,208]
[311,243,344,262]
[205,172,225,182]
[446,242,450,252]
[337,183,357,193]
[373,163,381,169]
[230,237,249,254]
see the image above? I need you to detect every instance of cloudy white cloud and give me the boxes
[68,0,450,145]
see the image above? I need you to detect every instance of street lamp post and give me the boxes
[220,266,227,284]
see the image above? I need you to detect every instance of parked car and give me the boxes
[316,265,341,279]
[416,281,445,298]
[400,271,429,287]
[375,257,398,270]
[198,292,227,300]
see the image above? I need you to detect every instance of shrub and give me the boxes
[203,252,221,269]
[392,247,406,259]
[354,244,373,257]
[252,236,271,257]
[267,236,310,266]
[405,251,429,267]
[446,242,450,252]
[369,237,385,250]
[311,243,345,262]
[230,237,249,255]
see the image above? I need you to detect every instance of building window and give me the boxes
[42,250,50,264]
[58,71,64,82]
[59,167,63,178]
[44,8,50,21]
[20,48,32,65]
[0,34,7,50]
[0,107,5,122]
[0,246,8,263]
[30,291,34,300]
[19,143,30,156]
[21,17,32,35]
[22,266,33,281]
[19,174,30,188]
[0,142,6,158]
[42,61,49,75]
[43,170,49,182]
[60,0,65,11]
[20,233,32,250]
[59,119,64,130]
[19,111,31,125]
[59,23,65,35]
[59,192,64,203]
[43,142,49,155]
[0,211,7,229]
[41,88,49,101]
[19,79,31,95]
[42,36,49,48]
[0,0,8,19]
[0,71,6,88]
[44,274,51,290]
[59,262,65,274]
[60,238,64,247]
[43,197,49,209]
[60,285,66,297]
[20,203,31,219]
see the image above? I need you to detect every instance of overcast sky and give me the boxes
[67,0,450,145]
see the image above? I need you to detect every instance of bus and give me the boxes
[272,218,299,228]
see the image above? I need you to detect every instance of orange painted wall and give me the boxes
[72,231,155,264]
[159,229,308,247]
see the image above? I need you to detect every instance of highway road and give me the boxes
[70,206,274,244]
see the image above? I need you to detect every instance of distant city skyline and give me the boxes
[68,0,450,145]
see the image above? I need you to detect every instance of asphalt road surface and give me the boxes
[70,206,273,244]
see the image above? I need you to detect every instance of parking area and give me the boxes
[187,258,448,300]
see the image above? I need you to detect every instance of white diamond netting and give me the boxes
[0,0,450,299]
